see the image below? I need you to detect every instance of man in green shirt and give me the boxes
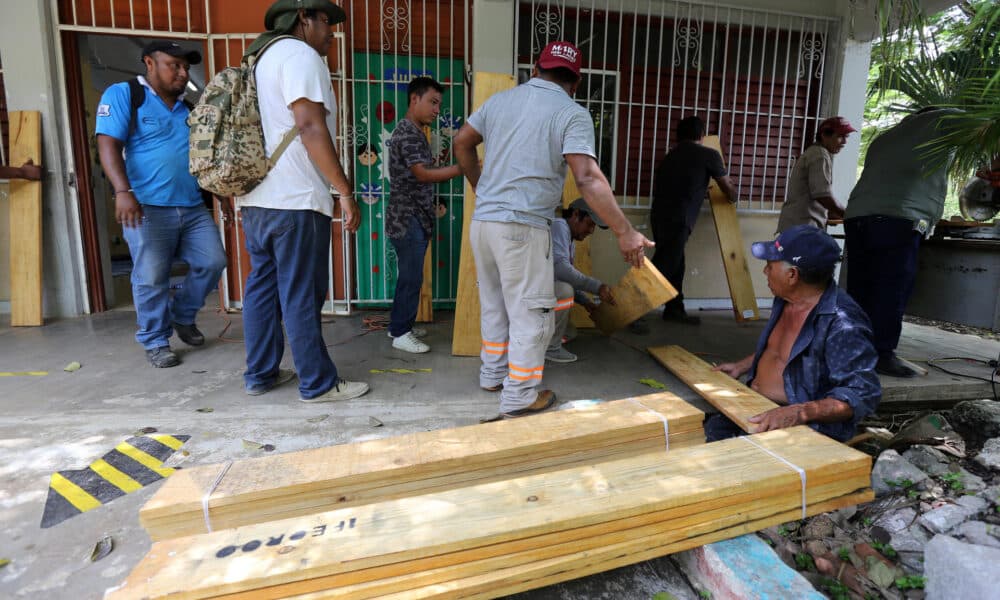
[843,107,961,378]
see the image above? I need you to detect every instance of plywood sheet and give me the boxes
[702,135,759,322]
[648,345,778,432]
[8,111,43,326]
[451,73,516,356]
[590,257,677,335]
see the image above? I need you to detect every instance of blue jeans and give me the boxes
[240,207,339,399]
[388,216,430,338]
[844,215,922,356]
[122,204,227,350]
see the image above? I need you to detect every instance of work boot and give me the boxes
[300,378,370,403]
[545,347,578,363]
[502,390,557,419]
[246,369,298,396]
[876,353,918,378]
[146,346,180,368]
[173,322,205,346]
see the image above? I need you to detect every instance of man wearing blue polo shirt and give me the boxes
[96,41,227,368]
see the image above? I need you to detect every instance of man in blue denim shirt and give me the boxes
[710,225,881,442]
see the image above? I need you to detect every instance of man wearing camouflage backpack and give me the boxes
[96,41,227,368]
[236,0,369,402]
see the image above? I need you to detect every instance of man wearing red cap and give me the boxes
[776,116,856,233]
[454,41,653,420]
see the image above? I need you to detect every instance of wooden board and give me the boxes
[140,393,703,540]
[8,111,43,326]
[416,124,434,323]
[451,73,516,356]
[416,246,433,322]
[590,257,677,335]
[109,428,872,600]
[702,135,760,322]
[648,345,778,432]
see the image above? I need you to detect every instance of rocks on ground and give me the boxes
[758,410,1000,600]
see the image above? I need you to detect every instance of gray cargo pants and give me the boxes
[470,220,556,412]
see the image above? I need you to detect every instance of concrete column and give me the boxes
[826,31,872,204]
[0,2,90,317]
[472,0,516,75]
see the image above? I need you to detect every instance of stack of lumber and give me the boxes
[648,345,778,432]
[140,393,704,540]
[109,427,872,600]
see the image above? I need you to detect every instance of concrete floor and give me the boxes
[1,299,997,599]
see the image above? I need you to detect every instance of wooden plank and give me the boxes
[451,73,516,356]
[109,428,871,600]
[8,111,43,326]
[702,135,760,322]
[284,489,874,600]
[416,124,434,323]
[416,245,433,322]
[140,393,703,540]
[648,345,778,433]
[590,257,677,335]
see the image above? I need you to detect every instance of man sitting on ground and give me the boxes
[546,198,616,364]
[710,225,881,442]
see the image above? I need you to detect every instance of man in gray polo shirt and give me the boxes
[454,40,652,419]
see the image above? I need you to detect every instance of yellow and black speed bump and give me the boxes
[41,433,189,528]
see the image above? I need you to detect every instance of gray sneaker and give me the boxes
[300,379,370,403]
[146,346,180,368]
[545,347,578,363]
[246,369,297,396]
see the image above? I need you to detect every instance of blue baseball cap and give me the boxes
[751,225,842,270]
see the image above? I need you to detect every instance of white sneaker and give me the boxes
[300,379,369,403]
[387,328,427,339]
[545,347,578,363]
[392,331,430,353]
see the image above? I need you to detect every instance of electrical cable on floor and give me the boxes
[327,312,391,346]
[926,356,1000,402]
[214,308,243,343]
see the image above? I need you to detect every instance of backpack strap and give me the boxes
[127,78,145,139]
[268,128,299,168]
[248,35,300,167]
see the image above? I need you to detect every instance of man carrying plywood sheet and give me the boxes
[453,41,653,419]
[650,116,738,324]
[710,225,881,442]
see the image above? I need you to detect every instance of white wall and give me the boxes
[0,2,89,318]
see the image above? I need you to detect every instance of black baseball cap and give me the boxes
[141,41,202,65]
[751,225,842,270]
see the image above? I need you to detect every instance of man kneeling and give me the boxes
[710,225,881,442]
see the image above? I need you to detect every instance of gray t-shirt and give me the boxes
[551,218,602,301]
[845,109,962,229]
[467,78,597,229]
[777,143,832,233]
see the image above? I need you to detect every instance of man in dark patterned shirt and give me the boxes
[386,77,462,353]
[710,226,881,442]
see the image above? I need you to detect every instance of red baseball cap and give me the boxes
[537,41,582,77]
[817,116,857,136]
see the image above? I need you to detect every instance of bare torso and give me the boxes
[751,302,814,405]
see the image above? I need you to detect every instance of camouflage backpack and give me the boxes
[187,36,298,197]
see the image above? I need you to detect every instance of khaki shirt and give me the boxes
[777,144,832,233]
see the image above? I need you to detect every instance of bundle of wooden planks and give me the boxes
[141,393,705,540]
[109,426,871,600]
